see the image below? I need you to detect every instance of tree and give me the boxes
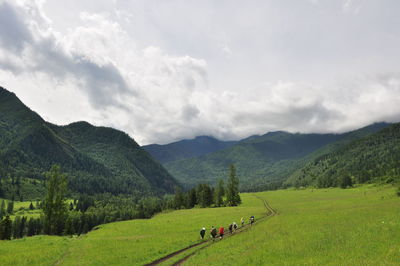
[226,164,241,206]
[214,179,225,207]
[186,188,197,209]
[197,184,213,208]
[340,175,353,189]
[0,215,12,240]
[29,202,34,210]
[0,179,3,197]
[7,201,14,214]
[0,200,5,219]
[43,165,68,235]
[173,187,184,209]
[27,218,36,236]
[12,216,21,239]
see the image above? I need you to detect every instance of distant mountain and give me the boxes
[286,123,400,187]
[161,123,390,190]
[143,136,237,163]
[0,86,179,200]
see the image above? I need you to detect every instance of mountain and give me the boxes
[143,136,237,163]
[161,123,390,190]
[0,86,178,200]
[286,123,400,187]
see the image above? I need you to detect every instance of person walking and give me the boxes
[200,227,206,239]
[210,226,217,240]
[228,223,233,234]
[219,226,225,239]
[233,222,238,231]
[250,215,255,226]
[241,217,245,227]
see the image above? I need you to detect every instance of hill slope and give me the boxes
[287,123,400,187]
[162,123,390,190]
[143,136,237,163]
[0,86,178,199]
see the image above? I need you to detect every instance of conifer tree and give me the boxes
[186,188,197,208]
[43,165,68,235]
[0,200,5,219]
[226,164,241,206]
[214,179,225,207]
[173,187,184,209]
[7,201,14,214]
[0,215,12,240]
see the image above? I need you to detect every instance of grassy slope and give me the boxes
[186,185,400,265]
[0,186,398,265]
[0,194,265,265]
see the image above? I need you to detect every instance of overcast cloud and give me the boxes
[0,0,399,144]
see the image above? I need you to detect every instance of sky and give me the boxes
[0,0,399,145]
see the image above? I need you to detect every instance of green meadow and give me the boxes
[186,185,400,265]
[1,185,399,265]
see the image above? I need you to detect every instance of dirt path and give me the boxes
[144,196,276,266]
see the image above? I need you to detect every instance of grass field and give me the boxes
[0,199,42,220]
[186,185,400,265]
[0,185,399,265]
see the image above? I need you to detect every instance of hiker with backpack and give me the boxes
[219,226,225,239]
[200,227,206,239]
[228,223,233,234]
[250,215,255,226]
[210,226,217,240]
[233,222,238,231]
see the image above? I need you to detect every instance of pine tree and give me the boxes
[173,187,184,209]
[197,184,213,208]
[340,175,353,189]
[0,215,12,240]
[186,188,197,209]
[27,218,35,236]
[0,200,5,219]
[12,216,21,239]
[43,165,68,235]
[29,202,34,210]
[63,216,74,236]
[214,179,225,207]
[226,164,241,206]
[7,201,14,214]
[0,179,3,197]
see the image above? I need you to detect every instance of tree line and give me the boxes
[0,164,241,240]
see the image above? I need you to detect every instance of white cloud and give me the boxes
[0,0,400,145]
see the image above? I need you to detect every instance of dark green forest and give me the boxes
[161,123,390,191]
[287,123,400,188]
[0,87,178,201]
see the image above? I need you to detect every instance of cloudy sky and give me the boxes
[0,0,399,145]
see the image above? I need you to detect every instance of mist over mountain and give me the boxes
[148,123,390,190]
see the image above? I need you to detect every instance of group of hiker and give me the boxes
[200,215,255,240]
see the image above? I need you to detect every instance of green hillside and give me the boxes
[164,123,389,190]
[0,87,178,200]
[287,123,400,187]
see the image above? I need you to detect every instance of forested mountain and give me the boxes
[161,123,390,190]
[286,123,400,188]
[0,87,178,200]
[143,136,237,163]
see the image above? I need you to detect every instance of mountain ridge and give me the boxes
[0,86,179,199]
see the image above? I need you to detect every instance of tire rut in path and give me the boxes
[144,197,276,266]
